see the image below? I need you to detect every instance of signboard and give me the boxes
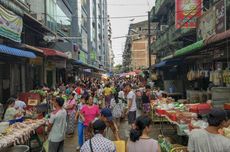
[175,0,202,29]
[82,29,88,52]
[0,5,23,42]
[197,0,226,40]
[29,57,43,65]
[80,51,88,64]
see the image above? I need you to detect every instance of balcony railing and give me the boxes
[152,25,194,53]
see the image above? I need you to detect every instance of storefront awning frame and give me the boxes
[174,40,204,57]
[0,44,36,58]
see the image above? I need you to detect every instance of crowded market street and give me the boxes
[0,0,230,152]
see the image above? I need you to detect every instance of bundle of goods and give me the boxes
[223,69,230,85]
[189,120,208,131]
[187,70,209,81]
[223,127,230,138]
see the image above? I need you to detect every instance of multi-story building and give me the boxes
[107,16,114,72]
[0,0,111,101]
[151,0,230,95]
[123,20,157,71]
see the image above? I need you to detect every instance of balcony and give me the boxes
[152,25,194,54]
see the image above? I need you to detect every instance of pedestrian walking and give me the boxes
[75,96,86,150]
[103,83,113,108]
[127,116,161,152]
[48,97,67,152]
[80,95,100,140]
[100,108,120,141]
[141,85,152,115]
[65,93,76,136]
[80,119,116,152]
[124,83,137,126]
[110,92,123,129]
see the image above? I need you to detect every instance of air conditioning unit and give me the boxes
[160,25,169,32]
[31,13,45,23]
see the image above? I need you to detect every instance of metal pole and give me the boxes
[148,11,151,69]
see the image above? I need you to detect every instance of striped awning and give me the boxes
[0,44,36,58]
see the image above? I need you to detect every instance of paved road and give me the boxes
[63,119,164,152]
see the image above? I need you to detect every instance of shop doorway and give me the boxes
[0,63,10,103]
[47,70,53,88]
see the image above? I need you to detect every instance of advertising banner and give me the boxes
[175,0,202,29]
[197,0,226,40]
[0,5,23,42]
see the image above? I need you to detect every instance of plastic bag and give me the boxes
[114,140,126,152]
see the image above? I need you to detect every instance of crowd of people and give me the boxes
[1,76,230,152]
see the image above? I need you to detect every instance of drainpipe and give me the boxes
[44,0,47,26]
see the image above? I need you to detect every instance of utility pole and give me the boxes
[148,11,151,70]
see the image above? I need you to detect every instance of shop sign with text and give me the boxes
[175,0,202,29]
[197,0,226,40]
[0,5,23,42]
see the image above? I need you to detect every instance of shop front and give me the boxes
[28,56,44,89]
[0,45,36,102]
[41,48,67,88]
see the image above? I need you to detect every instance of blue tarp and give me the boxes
[0,44,36,58]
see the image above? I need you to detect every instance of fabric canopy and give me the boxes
[174,40,204,57]
[0,44,36,58]
[205,29,230,45]
[40,48,67,58]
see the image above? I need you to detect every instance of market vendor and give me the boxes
[3,97,22,121]
[188,108,230,152]
[65,93,76,136]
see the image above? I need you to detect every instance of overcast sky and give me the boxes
[108,0,155,65]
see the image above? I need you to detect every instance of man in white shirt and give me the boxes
[48,97,67,152]
[124,83,137,125]
[188,108,230,152]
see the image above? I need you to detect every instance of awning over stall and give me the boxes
[174,40,204,57]
[0,44,36,58]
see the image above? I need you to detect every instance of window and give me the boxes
[46,0,57,32]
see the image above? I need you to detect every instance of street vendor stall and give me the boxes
[154,101,211,136]
[0,119,45,150]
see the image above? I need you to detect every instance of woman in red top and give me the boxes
[81,95,100,140]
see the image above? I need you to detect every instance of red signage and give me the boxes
[175,0,203,29]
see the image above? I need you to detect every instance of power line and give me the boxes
[54,14,147,19]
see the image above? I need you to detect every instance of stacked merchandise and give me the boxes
[223,68,230,86]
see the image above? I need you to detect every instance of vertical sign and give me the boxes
[175,0,202,29]
[197,0,226,40]
[215,0,226,33]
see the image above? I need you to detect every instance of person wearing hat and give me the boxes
[188,108,230,152]
[100,108,120,141]
[80,119,116,152]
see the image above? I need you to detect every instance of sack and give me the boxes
[114,140,126,152]
[43,139,49,152]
